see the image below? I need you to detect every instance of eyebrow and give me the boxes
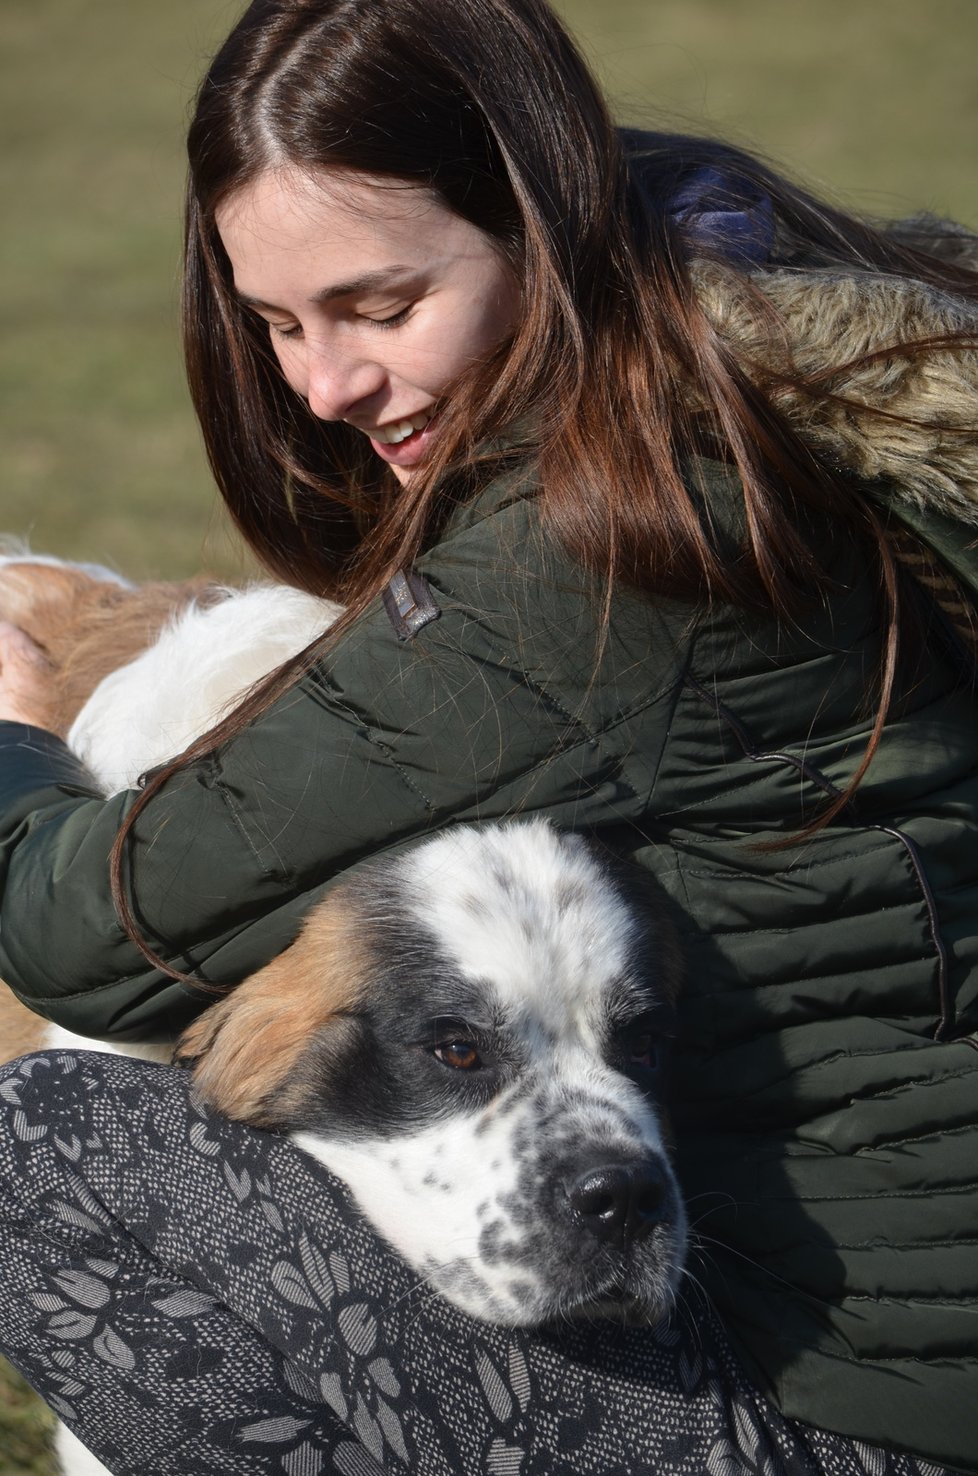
[236,267,416,313]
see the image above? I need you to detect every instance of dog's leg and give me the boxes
[54,1422,115,1476]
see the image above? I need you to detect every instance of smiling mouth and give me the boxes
[368,410,433,445]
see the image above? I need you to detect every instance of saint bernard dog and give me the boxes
[0,547,686,1472]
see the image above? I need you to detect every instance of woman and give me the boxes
[1,0,977,1471]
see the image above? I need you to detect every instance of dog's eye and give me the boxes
[627,1034,657,1070]
[432,1039,482,1071]
[616,1014,661,1072]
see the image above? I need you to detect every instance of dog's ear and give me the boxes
[175,887,368,1129]
[0,559,214,734]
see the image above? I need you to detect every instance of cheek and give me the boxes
[466,278,520,365]
[426,302,513,385]
[482,260,521,336]
[269,338,305,395]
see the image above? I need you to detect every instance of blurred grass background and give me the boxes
[1,0,976,1469]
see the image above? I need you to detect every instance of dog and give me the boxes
[0,549,685,1468]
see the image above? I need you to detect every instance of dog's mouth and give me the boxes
[547,1239,684,1327]
[568,1275,670,1326]
[565,1191,689,1326]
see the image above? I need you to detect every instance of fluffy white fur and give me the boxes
[19,561,338,1072]
[68,581,341,795]
[17,214,978,1476]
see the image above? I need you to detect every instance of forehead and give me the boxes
[392,825,641,1033]
[216,166,469,284]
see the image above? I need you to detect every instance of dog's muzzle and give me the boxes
[459,1081,687,1327]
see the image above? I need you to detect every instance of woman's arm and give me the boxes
[0,503,686,1041]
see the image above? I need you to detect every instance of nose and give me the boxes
[303,342,388,424]
[568,1161,669,1247]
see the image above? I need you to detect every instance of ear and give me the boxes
[175,888,368,1128]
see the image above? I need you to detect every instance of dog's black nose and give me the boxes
[569,1162,668,1246]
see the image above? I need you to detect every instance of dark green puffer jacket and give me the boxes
[1,460,976,1471]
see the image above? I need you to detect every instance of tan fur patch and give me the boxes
[0,561,220,736]
[175,887,370,1126]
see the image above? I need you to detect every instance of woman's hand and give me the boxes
[0,622,57,728]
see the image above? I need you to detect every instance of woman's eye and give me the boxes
[432,1040,482,1071]
[362,305,413,330]
[269,321,302,341]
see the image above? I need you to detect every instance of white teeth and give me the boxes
[371,411,432,445]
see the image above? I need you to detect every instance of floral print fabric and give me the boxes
[0,1051,954,1475]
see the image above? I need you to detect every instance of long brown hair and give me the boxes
[113,0,978,975]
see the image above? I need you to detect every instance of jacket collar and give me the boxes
[690,237,978,523]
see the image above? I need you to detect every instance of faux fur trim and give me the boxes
[692,218,978,521]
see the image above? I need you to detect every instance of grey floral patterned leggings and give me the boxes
[0,1050,955,1476]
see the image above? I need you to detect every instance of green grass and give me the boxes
[0,1361,55,1476]
[0,0,240,582]
[560,0,978,224]
[2,1,978,1469]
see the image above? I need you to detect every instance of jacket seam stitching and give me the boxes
[765,1184,978,1201]
[245,685,439,820]
[854,1120,978,1152]
[839,1294,978,1306]
[836,1236,978,1250]
[678,841,916,876]
[212,760,294,883]
[516,670,600,744]
[820,1353,978,1364]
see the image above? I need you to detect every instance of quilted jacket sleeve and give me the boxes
[0,494,688,1039]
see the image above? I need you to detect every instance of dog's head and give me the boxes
[177,818,686,1326]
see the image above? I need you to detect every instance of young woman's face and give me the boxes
[217,167,521,482]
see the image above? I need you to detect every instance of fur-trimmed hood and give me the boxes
[691,217,978,521]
